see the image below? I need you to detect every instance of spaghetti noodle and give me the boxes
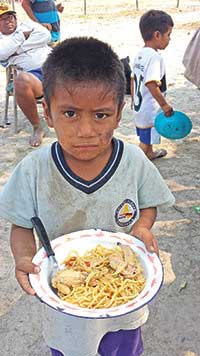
[51,244,146,309]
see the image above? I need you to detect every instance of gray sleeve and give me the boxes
[138,160,175,209]
[0,158,36,228]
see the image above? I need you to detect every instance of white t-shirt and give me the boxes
[0,138,175,356]
[131,47,167,128]
[0,21,51,70]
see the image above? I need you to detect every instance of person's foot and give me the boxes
[29,126,44,147]
[148,149,167,160]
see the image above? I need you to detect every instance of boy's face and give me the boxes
[43,81,124,164]
[155,26,173,50]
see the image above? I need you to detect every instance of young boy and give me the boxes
[0,37,175,356]
[131,10,174,160]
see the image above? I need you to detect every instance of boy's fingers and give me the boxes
[165,110,173,117]
[15,270,36,295]
[42,23,52,31]
[15,260,40,295]
[16,259,40,274]
[145,238,159,255]
[164,107,174,117]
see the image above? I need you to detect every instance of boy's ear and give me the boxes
[154,31,161,40]
[42,98,53,128]
[115,101,126,128]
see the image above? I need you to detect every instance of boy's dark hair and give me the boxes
[139,10,174,41]
[42,37,126,109]
[120,56,131,95]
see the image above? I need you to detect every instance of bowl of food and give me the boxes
[29,229,163,318]
[155,110,192,139]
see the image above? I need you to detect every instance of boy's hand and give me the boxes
[162,104,174,117]
[130,226,159,255]
[15,257,40,295]
[42,23,52,31]
[56,3,64,12]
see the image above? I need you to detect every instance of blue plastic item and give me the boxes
[154,111,192,140]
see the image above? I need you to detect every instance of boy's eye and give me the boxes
[95,113,107,120]
[64,110,76,118]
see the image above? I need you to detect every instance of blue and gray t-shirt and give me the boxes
[30,0,60,42]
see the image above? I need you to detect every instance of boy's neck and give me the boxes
[144,41,158,51]
[62,143,113,181]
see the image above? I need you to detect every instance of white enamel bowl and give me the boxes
[29,229,163,318]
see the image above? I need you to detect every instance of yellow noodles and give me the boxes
[52,244,146,309]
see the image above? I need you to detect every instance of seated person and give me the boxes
[0,3,51,147]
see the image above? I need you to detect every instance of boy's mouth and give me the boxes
[74,144,98,150]
[74,143,98,147]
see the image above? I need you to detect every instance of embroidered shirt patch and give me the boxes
[115,199,137,227]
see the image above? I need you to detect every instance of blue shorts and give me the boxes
[136,126,160,145]
[50,327,143,356]
[6,68,43,94]
[28,68,43,82]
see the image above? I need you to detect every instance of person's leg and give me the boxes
[14,72,44,147]
[146,127,167,160]
[136,127,154,157]
[98,328,143,356]
[136,127,167,160]
[139,141,153,156]
[50,347,64,356]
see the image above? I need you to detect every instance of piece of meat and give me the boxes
[121,264,139,278]
[119,243,135,265]
[117,243,139,278]
[52,269,88,288]
[109,253,127,274]
[54,282,71,295]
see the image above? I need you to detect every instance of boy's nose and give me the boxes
[77,117,96,137]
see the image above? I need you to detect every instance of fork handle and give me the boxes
[31,217,55,257]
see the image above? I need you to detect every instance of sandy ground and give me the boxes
[0,1,200,355]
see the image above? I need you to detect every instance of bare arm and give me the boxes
[10,224,40,295]
[130,207,159,254]
[21,0,39,22]
[146,81,173,117]
[21,0,52,30]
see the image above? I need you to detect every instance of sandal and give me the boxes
[149,149,167,160]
